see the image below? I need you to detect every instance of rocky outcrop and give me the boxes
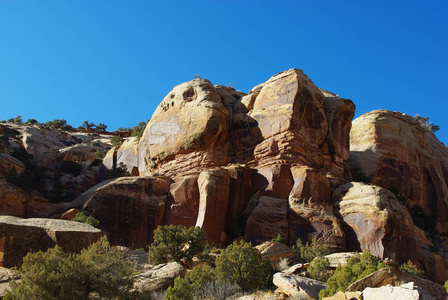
[346,267,446,300]
[273,272,326,299]
[322,291,362,300]
[0,216,101,268]
[255,241,299,268]
[333,182,419,266]
[83,176,171,249]
[139,78,231,176]
[0,153,25,178]
[347,110,448,234]
[103,137,140,176]
[324,252,357,268]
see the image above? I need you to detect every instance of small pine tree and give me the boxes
[293,236,330,263]
[215,240,274,292]
[148,225,206,265]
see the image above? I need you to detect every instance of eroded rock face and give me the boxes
[333,182,419,265]
[139,79,230,176]
[83,176,171,249]
[0,216,101,268]
[255,241,299,268]
[347,110,448,234]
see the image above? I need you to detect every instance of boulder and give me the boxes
[324,252,357,268]
[139,78,230,176]
[83,176,171,249]
[255,241,299,268]
[362,282,432,300]
[60,208,79,220]
[346,110,448,235]
[322,291,362,300]
[134,262,186,291]
[0,216,101,268]
[273,272,326,300]
[346,267,446,300]
[333,182,420,265]
[103,138,140,176]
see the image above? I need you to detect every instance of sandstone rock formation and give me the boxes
[139,78,231,176]
[82,176,171,249]
[0,216,101,268]
[347,110,448,234]
[333,182,419,265]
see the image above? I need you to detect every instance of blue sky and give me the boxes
[1,1,447,144]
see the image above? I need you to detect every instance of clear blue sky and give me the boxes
[1,1,447,144]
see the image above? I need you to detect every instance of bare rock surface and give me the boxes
[0,267,21,298]
[255,241,299,268]
[134,262,186,292]
[322,291,362,300]
[362,282,433,300]
[346,267,446,300]
[333,182,419,265]
[324,252,357,268]
[273,272,326,300]
[0,215,101,268]
[139,78,230,176]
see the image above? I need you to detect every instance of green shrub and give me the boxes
[106,162,130,179]
[399,260,426,278]
[166,265,216,300]
[444,280,448,295]
[293,236,330,263]
[271,234,286,244]
[215,240,274,292]
[7,147,47,193]
[110,135,124,147]
[319,250,386,299]
[131,122,147,139]
[72,212,100,228]
[307,256,332,282]
[4,237,144,300]
[148,225,206,265]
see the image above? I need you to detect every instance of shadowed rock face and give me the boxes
[83,176,171,249]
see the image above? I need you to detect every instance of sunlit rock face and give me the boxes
[346,110,448,234]
[138,78,230,177]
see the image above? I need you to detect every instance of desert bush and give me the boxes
[72,212,100,228]
[215,240,274,292]
[399,260,426,278]
[106,162,130,179]
[59,161,82,175]
[307,255,332,282]
[293,236,330,263]
[110,135,124,147]
[4,237,145,300]
[319,250,386,299]
[271,234,286,244]
[148,225,206,265]
[165,265,216,300]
